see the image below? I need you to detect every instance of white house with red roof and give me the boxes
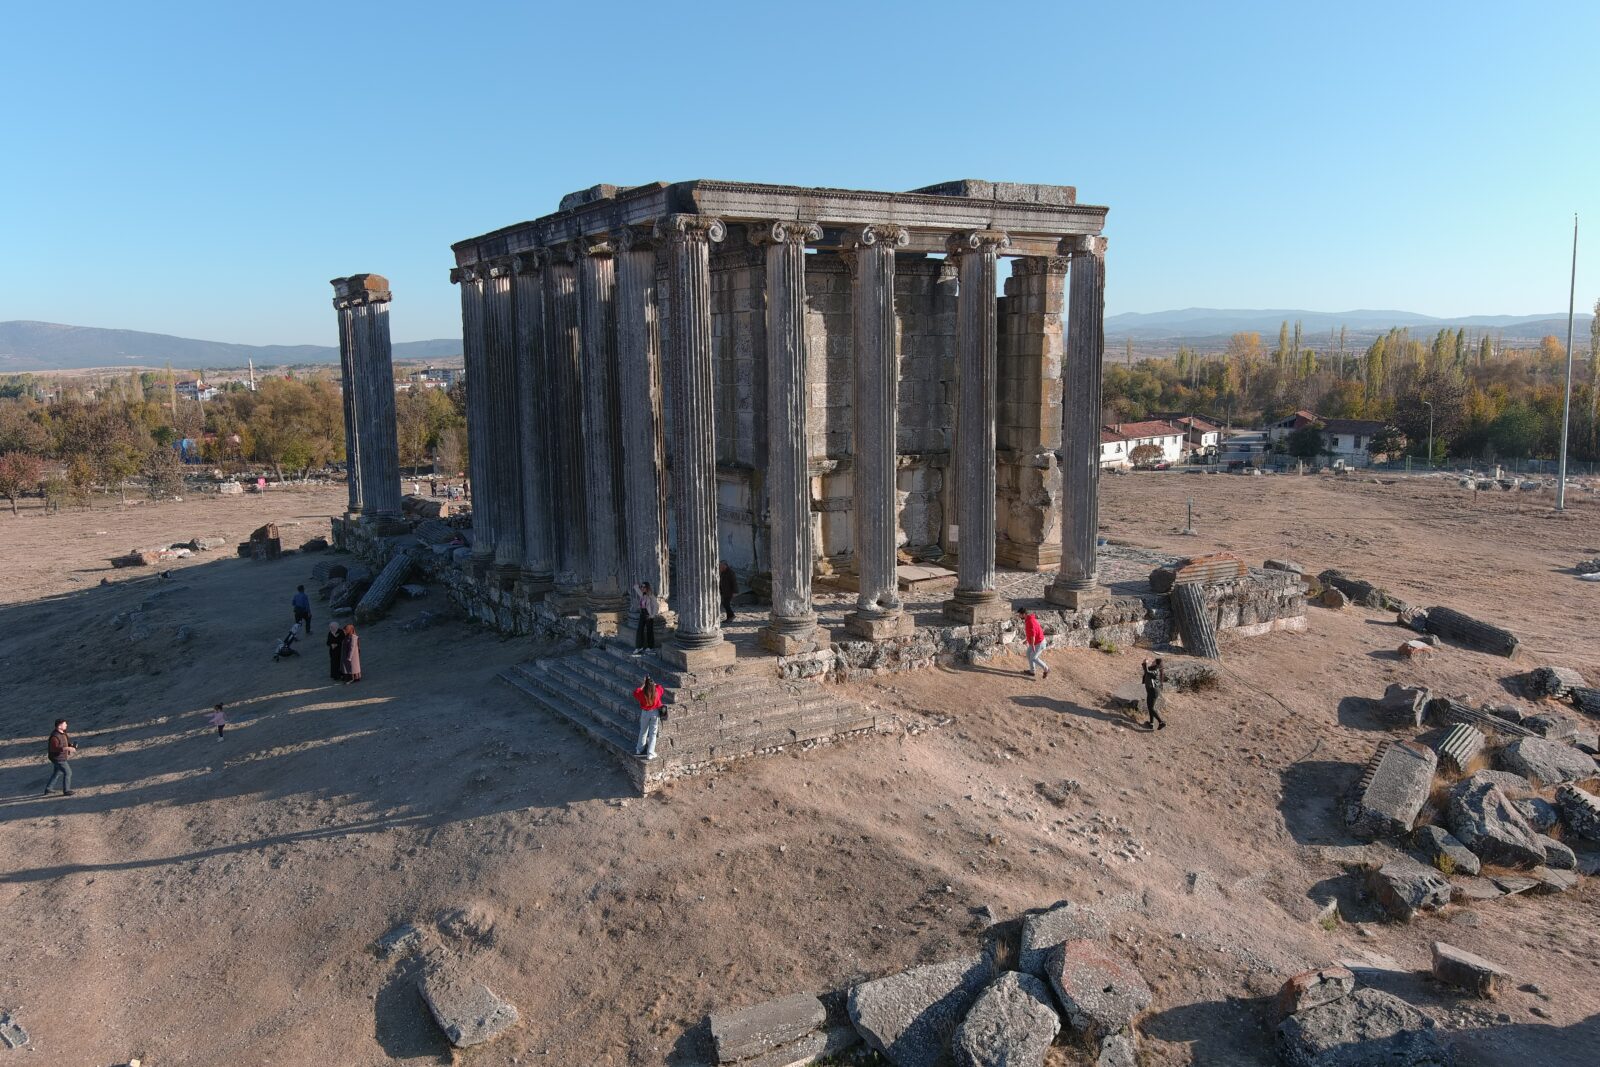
[1099,419,1187,468]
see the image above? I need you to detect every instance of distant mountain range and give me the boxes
[1105,308,1592,344]
[0,321,461,373]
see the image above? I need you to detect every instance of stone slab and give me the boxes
[844,612,917,641]
[1555,782,1600,842]
[944,597,1015,624]
[710,993,827,1063]
[1273,967,1356,1024]
[1345,740,1437,840]
[1445,780,1544,868]
[847,954,995,1067]
[1431,941,1508,998]
[1018,901,1109,976]
[1413,825,1480,877]
[418,968,520,1048]
[1046,939,1152,1039]
[1497,736,1598,785]
[1368,857,1452,921]
[950,971,1060,1067]
[1275,988,1450,1067]
[1530,865,1579,893]
[662,640,737,671]
[759,626,833,656]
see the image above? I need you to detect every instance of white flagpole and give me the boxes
[1556,214,1578,511]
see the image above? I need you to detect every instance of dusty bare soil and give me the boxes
[1,474,1597,1066]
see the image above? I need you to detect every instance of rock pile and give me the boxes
[1274,972,1452,1067]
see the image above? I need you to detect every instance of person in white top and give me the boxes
[631,581,659,656]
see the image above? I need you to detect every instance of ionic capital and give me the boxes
[512,249,548,275]
[578,237,614,258]
[613,224,657,254]
[946,230,1010,256]
[843,224,910,252]
[330,273,393,305]
[1012,255,1070,276]
[485,256,515,279]
[654,214,727,246]
[750,220,823,247]
[1064,234,1107,258]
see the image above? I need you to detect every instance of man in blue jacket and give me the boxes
[292,585,312,635]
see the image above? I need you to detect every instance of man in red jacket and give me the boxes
[1017,607,1049,679]
[43,718,76,796]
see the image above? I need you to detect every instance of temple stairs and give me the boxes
[498,645,878,794]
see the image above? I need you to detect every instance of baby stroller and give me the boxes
[272,629,301,661]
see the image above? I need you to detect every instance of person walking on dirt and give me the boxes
[634,675,666,759]
[631,581,659,656]
[1140,657,1167,730]
[207,703,228,742]
[326,622,344,681]
[719,562,737,623]
[42,719,76,796]
[292,585,312,635]
[1018,607,1049,679]
[340,624,363,683]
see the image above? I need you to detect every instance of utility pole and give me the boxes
[1423,399,1434,470]
[1557,213,1579,511]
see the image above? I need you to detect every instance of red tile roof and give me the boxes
[1104,420,1185,439]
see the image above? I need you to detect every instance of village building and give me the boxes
[1100,419,1186,468]
[1320,417,1396,467]
[1155,413,1223,460]
[1266,409,1320,444]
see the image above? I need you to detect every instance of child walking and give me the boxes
[207,703,228,742]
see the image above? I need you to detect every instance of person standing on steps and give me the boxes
[326,622,344,681]
[719,561,738,624]
[340,624,363,683]
[42,719,76,796]
[631,581,659,656]
[292,585,312,636]
[1140,657,1167,730]
[634,675,666,760]
[1018,607,1049,679]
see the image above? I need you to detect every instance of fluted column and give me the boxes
[577,238,628,624]
[332,274,400,522]
[512,251,555,593]
[1048,235,1109,609]
[453,265,496,571]
[483,258,524,581]
[843,225,914,641]
[658,214,735,670]
[754,220,824,655]
[943,230,1012,624]
[542,248,590,611]
[331,285,363,516]
[614,225,671,620]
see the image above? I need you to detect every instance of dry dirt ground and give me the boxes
[1,475,1598,1067]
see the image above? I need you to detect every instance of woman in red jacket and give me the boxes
[1017,607,1049,679]
[634,675,665,759]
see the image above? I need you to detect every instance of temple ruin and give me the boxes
[332,179,1306,790]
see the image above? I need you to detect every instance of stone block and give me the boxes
[1272,966,1356,1024]
[950,971,1060,1067]
[1554,782,1600,841]
[759,625,831,656]
[1434,723,1484,774]
[1521,665,1587,700]
[1512,796,1559,832]
[847,954,995,1067]
[1044,583,1107,610]
[1531,865,1580,893]
[1274,988,1450,1067]
[1045,939,1152,1040]
[709,992,826,1063]
[1445,780,1544,868]
[1413,824,1481,876]
[661,639,737,671]
[418,968,520,1048]
[943,596,1013,624]
[1368,857,1452,921]
[1017,901,1109,976]
[1534,833,1577,870]
[1344,740,1437,840]
[1380,684,1433,730]
[1522,712,1577,740]
[1496,736,1598,785]
[843,612,915,641]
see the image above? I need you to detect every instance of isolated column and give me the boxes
[843,225,914,641]
[657,214,735,670]
[453,265,496,571]
[755,220,824,655]
[943,231,1011,624]
[330,280,363,516]
[512,251,555,594]
[334,274,400,522]
[1048,235,1109,609]
[542,247,590,610]
[614,225,671,621]
[577,237,629,625]
[483,258,525,581]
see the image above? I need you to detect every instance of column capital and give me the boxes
[512,249,548,274]
[577,236,615,258]
[946,230,1010,256]
[1013,255,1070,276]
[613,224,657,253]
[654,213,726,246]
[1064,234,1108,257]
[448,264,482,286]
[842,224,910,251]
[331,273,392,306]
[750,219,822,247]
[485,256,514,278]
[542,239,583,264]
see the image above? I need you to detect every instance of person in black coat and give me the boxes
[718,561,737,623]
[326,623,344,681]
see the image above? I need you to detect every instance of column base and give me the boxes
[759,624,831,656]
[551,583,590,616]
[492,562,522,591]
[942,593,1012,625]
[469,555,496,581]
[514,573,555,600]
[662,638,737,671]
[1045,582,1107,610]
[844,612,915,641]
[582,609,627,636]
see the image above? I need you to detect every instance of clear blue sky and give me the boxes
[2,1,1596,345]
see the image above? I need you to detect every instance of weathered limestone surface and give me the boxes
[1413,824,1480,876]
[1275,988,1451,1067]
[418,968,519,1048]
[1368,857,1452,921]
[847,954,996,1067]
[950,971,1060,1067]
[709,992,826,1063]
[1345,741,1436,839]
[1047,236,1108,610]
[1045,938,1151,1039]
[1431,942,1509,998]
[512,253,555,590]
[1497,736,1598,784]
[1445,780,1544,868]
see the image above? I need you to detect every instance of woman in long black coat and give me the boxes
[326,622,343,681]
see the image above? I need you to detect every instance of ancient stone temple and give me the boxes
[330,273,402,522]
[447,179,1113,664]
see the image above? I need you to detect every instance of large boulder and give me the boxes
[709,993,826,1063]
[417,968,519,1049]
[1378,684,1431,729]
[1413,825,1480,877]
[1017,901,1108,976]
[1045,939,1151,1040]
[950,971,1060,1067]
[1346,741,1436,839]
[848,955,995,1067]
[1276,987,1453,1067]
[1497,737,1598,785]
[1430,942,1509,999]
[1273,967,1356,1023]
[1445,780,1545,868]
[1368,857,1452,921]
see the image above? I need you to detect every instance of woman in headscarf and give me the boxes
[326,622,344,681]
[340,624,362,683]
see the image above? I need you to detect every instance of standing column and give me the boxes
[1048,235,1109,609]
[657,214,735,670]
[542,246,590,611]
[335,274,400,522]
[843,225,914,641]
[996,256,1068,571]
[483,259,525,582]
[577,238,629,626]
[453,264,496,572]
[942,230,1012,624]
[614,225,671,621]
[756,220,825,656]
[512,251,555,594]
[330,280,363,517]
